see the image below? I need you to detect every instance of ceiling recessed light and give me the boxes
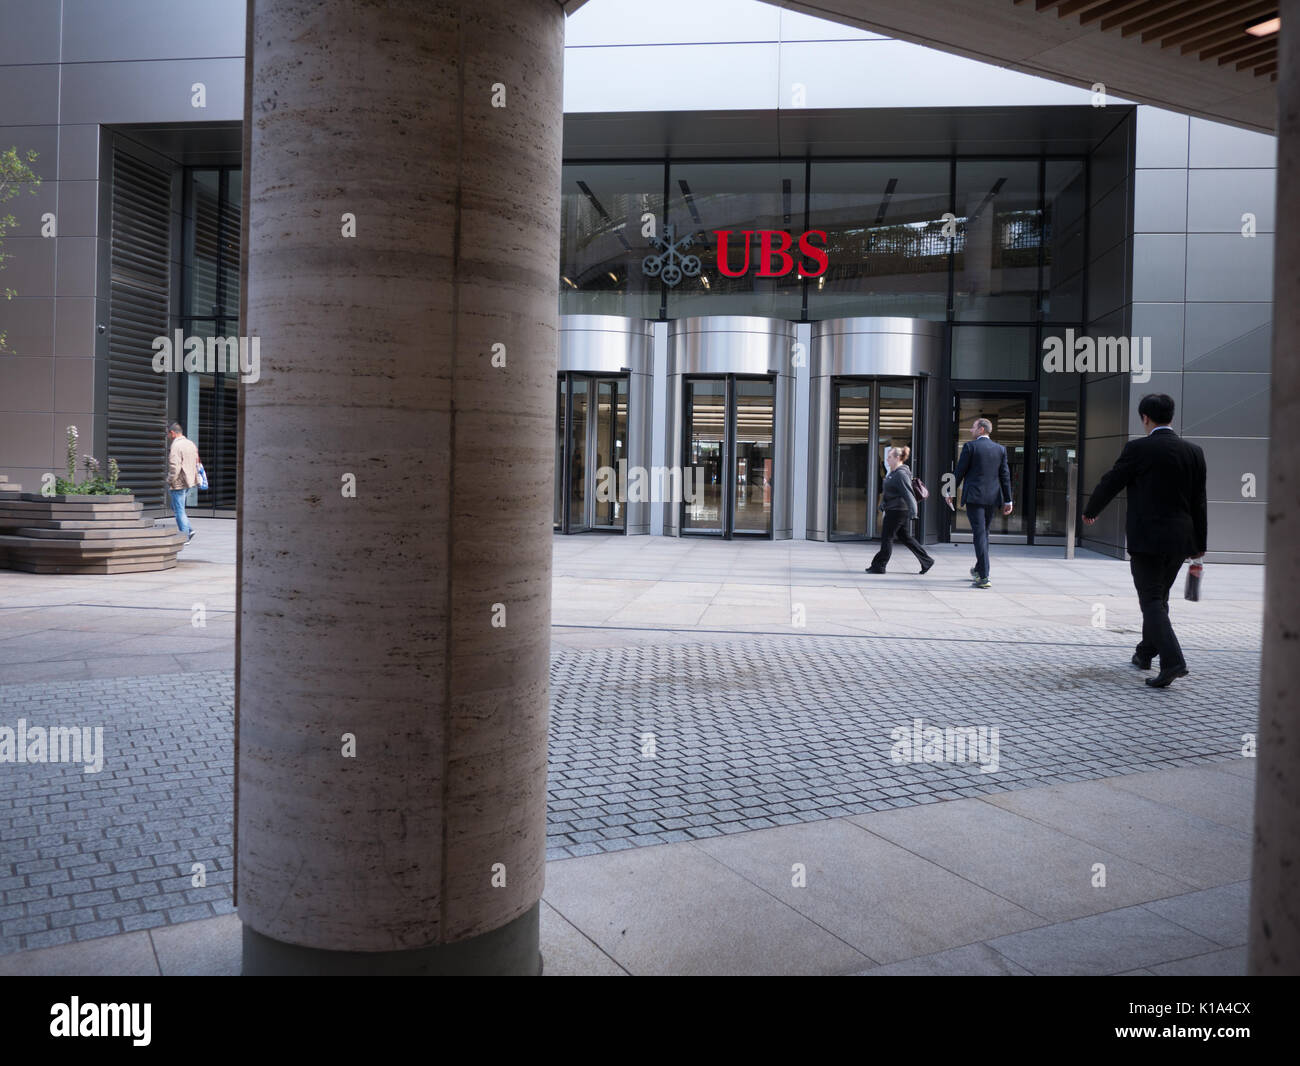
[1246,17,1280,37]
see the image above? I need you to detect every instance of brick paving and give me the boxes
[0,614,1260,951]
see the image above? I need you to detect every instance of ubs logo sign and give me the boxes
[712,229,829,278]
[645,228,830,285]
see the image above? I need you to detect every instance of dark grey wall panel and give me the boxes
[1185,436,1268,504]
[1131,234,1185,303]
[61,0,245,63]
[1182,373,1271,438]
[1185,234,1273,303]
[1207,501,1265,553]
[0,0,61,64]
[0,124,59,179]
[2,234,55,297]
[1083,374,1126,439]
[54,296,99,359]
[1089,116,1132,203]
[55,180,100,237]
[1184,303,1271,373]
[1135,108,1187,169]
[1188,118,1276,169]
[1130,302,1183,373]
[1087,240,1127,321]
[54,236,102,298]
[1187,169,1275,233]
[1133,168,1187,233]
[59,59,245,124]
[1088,179,1129,259]
[0,65,59,125]
[1,296,54,357]
[4,179,55,232]
[58,124,102,181]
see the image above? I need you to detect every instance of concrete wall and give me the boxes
[0,0,243,490]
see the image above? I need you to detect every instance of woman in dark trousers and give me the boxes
[866,445,935,575]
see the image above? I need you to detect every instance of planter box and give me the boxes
[0,492,186,575]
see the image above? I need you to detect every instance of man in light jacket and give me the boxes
[166,422,199,544]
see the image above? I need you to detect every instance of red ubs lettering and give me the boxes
[711,229,829,278]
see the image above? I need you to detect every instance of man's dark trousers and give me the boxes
[1129,552,1186,669]
[968,504,996,580]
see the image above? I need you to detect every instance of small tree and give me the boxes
[0,147,40,352]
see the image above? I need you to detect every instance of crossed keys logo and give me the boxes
[643,224,701,287]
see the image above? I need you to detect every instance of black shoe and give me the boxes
[1146,666,1189,688]
[187,531,195,542]
[970,566,979,579]
[1131,652,1152,670]
[865,567,886,574]
[919,560,934,575]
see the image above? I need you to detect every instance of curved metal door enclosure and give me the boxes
[665,317,796,539]
[807,318,945,543]
[555,317,654,535]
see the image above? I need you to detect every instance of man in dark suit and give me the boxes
[1083,393,1208,689]
[953,418,1013,589]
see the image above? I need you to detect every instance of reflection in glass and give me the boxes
[568,379,589,531]
[594,379,627,530]
[1036,371,1080,536]
[876,383,915,527]
[733,380,774,535]
[952,395,1026,535]
[684,380,726,532]
[667,163,805,319]
[1044,160,1086,323]
[953,161,1040,322]
[560,164,663,318]
[831,385,871,538]
[807,161,950,320]
[951,326,1037,380]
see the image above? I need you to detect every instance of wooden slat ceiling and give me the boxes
[1017,0,1279,81]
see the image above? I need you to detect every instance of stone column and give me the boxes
[1249,0,1300,976]
[236,0,562,975]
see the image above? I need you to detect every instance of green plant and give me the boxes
[55,424,131,496]
[0,147,40,352]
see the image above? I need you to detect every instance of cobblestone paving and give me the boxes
[0,620,1260,951]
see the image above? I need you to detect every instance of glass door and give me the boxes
[683,376,775,538]
[829,379,917,541]
[555,373,630,534]
[683,379,727,534]
[951,392,1029,537]
[593,379,627,531]
[733,380,774,536]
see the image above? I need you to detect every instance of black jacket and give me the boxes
[954,435,1012,507]
[879,464,918,519]
[1083,427,1208,556]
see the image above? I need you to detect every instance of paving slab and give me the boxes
[542,841,871,975]
[850,942,1032,976]
[540,900,626,976]
[1142,881,1250,948]
[985,904,1218,976]
[852,797,1195,922]
[0,930,158,976]
[150,913,241,976]
[694,818,1043,964]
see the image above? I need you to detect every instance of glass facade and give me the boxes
[553,151,1090,543]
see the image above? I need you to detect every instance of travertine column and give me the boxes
[1249,0,1300,976]
[236,0,562,974]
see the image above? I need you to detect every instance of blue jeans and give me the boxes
[967,503,996,579]
[169,488,192,537]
